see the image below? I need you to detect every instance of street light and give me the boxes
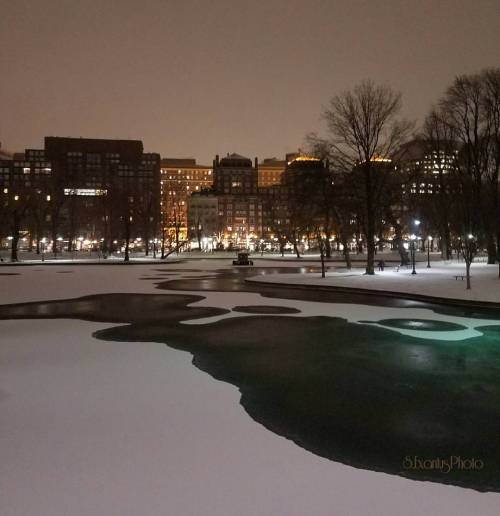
[56,236,63,256]
[427,236,433,268]
[41,237,46,262]
[410,234,417,275]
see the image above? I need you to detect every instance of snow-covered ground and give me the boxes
[249,262,500,304]
[1,262,500,516]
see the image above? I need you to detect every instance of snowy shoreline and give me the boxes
[247,262,500,305]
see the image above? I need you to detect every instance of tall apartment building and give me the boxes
[0,137,160,253]
[0,147,53,251]
[257,157,287,187]
[396,139,458,196]
[187,191,219,249]
[211,153,262,246]
[185,153,296,247]
[160,158,213,239]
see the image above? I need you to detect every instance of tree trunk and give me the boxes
[324,237,332,258]
[364,163,375,274]
[497,234,500,278]
[10,214,20,262]
[175,226,180,251]
[293,242,301,258]
[486,236,496,264]
[124,220,131,262]
[160,228,166,259]
[124,238,130,262]
[342,238,352,269]
[319,240,326,278]
[35,221,41,254]
[51,221,58,258]
[466,261,471,290]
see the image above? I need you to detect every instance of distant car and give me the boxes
[233,251,253,266]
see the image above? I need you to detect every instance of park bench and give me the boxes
[453,275,466,280]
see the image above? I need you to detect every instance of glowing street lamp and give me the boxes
[41,237,47,261]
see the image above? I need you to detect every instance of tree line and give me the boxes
[0,177,159,262]
[272,68,499,287]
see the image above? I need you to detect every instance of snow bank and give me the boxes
[248,262,500,303]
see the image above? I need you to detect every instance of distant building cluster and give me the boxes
[0,137,160,256]
[0,135,454,257]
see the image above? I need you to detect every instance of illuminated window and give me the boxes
[63,188,107,196]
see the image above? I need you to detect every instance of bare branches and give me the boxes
[322,80,414,164]
[314,79,414,274]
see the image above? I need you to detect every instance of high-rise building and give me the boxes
[1,137,161,253]
[213,153,258,195]
[395,139,458,196]
[160,158,213,240]
[211,153,262,246]
[187,191,220,250]
[257,157,287,187]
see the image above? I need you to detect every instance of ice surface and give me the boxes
[1,262,500,515]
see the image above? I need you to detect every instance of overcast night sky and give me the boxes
[1,0,499,163]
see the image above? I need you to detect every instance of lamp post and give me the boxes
[427,236,432,268]
[56,237,63,257]
[410,234,417,275]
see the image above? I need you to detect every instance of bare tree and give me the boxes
[110,184,135,262]
[47,174,66,258]
[2,189,32,262]
[435,70,500,287]
[137,191,157,256]
[422,111,457,260]
[309,80,414,274]
[482,68,500,274]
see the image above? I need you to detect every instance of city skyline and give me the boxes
[2,4,500,515]
[2,0,499,163]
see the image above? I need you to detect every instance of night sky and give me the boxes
[1,0,498,163]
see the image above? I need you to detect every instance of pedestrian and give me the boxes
[377,259,385,271]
